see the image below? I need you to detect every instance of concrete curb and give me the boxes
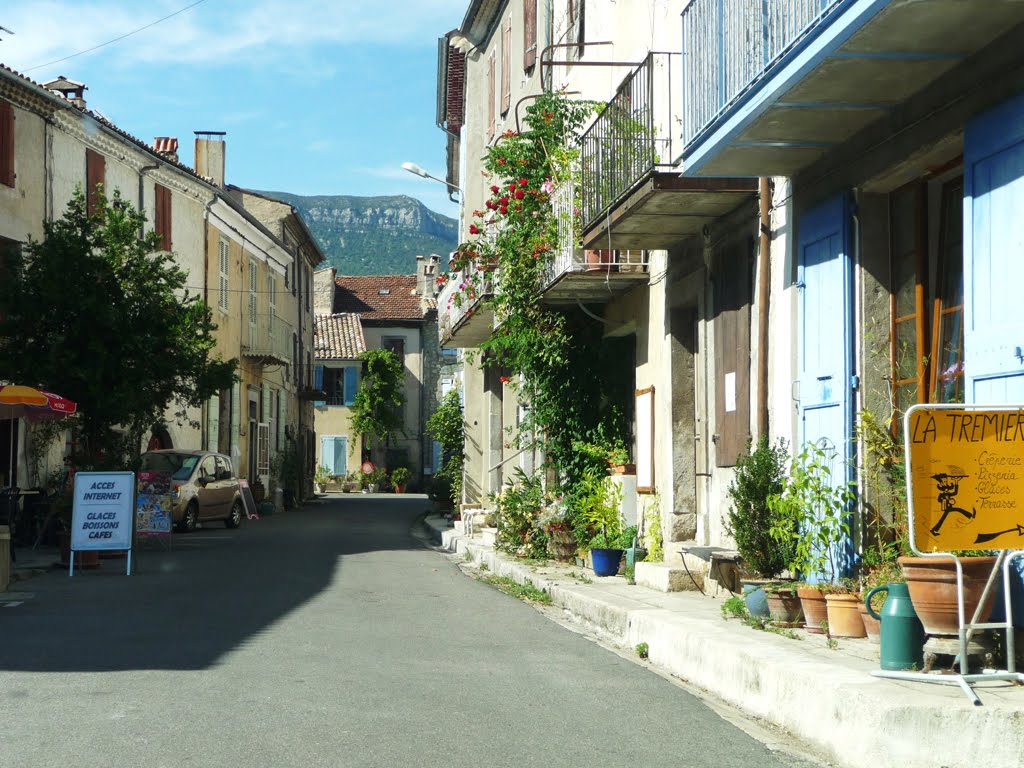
[425,516,1024,768]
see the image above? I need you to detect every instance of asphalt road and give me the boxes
[0,496,824,768]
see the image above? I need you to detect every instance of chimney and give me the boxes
[417,254,441,300]
[194,131,226,187]
[44,75,87,109]
[313,267,337,315]
[154,137,179,164]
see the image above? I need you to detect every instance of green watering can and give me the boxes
[865,582,925,671]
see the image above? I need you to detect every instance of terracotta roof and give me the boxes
[314,313,366,360]
[333,274,424,321]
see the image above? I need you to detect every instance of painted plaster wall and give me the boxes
[314,406,359,476]
[0,103,46,243]
[461,356,487,507]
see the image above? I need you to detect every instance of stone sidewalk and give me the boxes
[422,515,1024,768]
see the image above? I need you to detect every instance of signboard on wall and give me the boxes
[635,387,654,493]
[906,405,1024,552]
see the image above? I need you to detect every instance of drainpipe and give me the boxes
[756,177,771,439]
[850,188,863,572]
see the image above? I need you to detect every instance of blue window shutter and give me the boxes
[344,366,358,406]
[334,436,348,476]
[314,365,325,407]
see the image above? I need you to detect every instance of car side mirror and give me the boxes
[197,476,209,487]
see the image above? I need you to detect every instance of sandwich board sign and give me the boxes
[70,471,135,576]
[887,404,1024,702]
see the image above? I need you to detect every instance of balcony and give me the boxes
[542,175,650,305]
[681,0,1024,178]
[579,52,757,250]
[437,264,495,348]
[242,314,292,366]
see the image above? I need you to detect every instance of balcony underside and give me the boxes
[242,351,290,367]
[684,0,1024,178]
[541,270,650,306]
[581,172,758,250]
[441,302,495,348]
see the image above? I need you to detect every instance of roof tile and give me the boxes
[333,274,424,320]
[314,313,366,360]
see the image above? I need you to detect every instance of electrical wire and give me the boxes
[24,0,210,73]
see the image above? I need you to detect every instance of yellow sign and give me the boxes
[907,406,1024,552]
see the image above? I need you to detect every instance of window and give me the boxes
[382,337,406,368]
[249,257,258,345]
[931,177,965,403]
[0,99,14,188]
[86,148,105,217]
[268,271,277,339]
[154,183,172,251]
[218,237,230,311]
[198,456,217,482]
[323,366,358,406]
[215,455,232,481]
[568,0,585,60]
[501,16,512,116]
[487,52,496,142]
[524,0,538,71]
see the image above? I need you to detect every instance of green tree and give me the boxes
[0,188,237,466]
[426,388,464,504]
[351,349,405,449]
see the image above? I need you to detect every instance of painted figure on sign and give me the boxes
[929,472,976,536]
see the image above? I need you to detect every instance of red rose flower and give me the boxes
[469,224,480,235]
[490,185,500,193]
[514,189,525,200]
[519,178,529,187]
[497,157,506,165]
[499,206,508,215]
[509,181,517,191]
[500,196,509,205]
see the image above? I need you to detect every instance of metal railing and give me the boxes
[682,0,843,148]
[438,263,495,342]
[545,170,648,290]
[243,314,293,363]
[579,52,680,232]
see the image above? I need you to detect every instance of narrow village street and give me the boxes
[0,496,824,768]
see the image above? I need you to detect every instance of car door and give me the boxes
[194,455,221,519]
[214,455,237,514]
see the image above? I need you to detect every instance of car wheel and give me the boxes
[225,500,243,529]
[180,501,199,533]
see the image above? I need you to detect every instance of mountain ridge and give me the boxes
[256,191,458,276]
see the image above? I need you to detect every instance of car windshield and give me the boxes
[140,452,201,482]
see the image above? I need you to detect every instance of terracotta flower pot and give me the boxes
[797,587,828,634]
[899,555,999,636]
[825,593,867,638]
[765,587,804,626]
[858,601,881,644]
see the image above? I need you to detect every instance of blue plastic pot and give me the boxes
[591,548,624,577]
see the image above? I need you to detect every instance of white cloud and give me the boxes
[1,0,467,73]
[306,139,332,153]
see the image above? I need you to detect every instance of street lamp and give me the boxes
[401,162,462,200]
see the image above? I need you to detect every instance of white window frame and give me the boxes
[218,237,230,312]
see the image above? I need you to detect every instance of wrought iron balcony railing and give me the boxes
[578,52,680,233]
[243,314,293,365]
[438,263,495,343]
[682,0,843,148]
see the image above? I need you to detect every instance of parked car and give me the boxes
[139,449,243,532]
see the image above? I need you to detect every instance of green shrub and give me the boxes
[725,437,793,578]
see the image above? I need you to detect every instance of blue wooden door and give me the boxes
[796,194,855,578]
[964,92,1024,404]
[320,435,348,477]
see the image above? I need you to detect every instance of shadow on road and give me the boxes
[0,495,430,673]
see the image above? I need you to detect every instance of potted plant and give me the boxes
[769,441,859,635]
[314,465,332,494]
[579,472,625,577]
[391,467,410,493]
[725,436,793,618]
[537,494,574,562]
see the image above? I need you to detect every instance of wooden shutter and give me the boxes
[487,52,496,141]
[714,239,752,467]
[501,17,512,115]
[155,183,172,251]
[524,0,537,71]
[86,149,105,217]
[218,237,230,311]
[0,99,14,188]
[344,366,358,406]
[314,365,325,407]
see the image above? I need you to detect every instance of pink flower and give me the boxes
[541,180,554,194]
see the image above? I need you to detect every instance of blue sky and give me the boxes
[0,0,464,218]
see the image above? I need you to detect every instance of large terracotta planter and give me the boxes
[765,587,804,626]
[858,601,881,644]
[797,587,828,634]
[825,593,867,638]
[899,555,999,636]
